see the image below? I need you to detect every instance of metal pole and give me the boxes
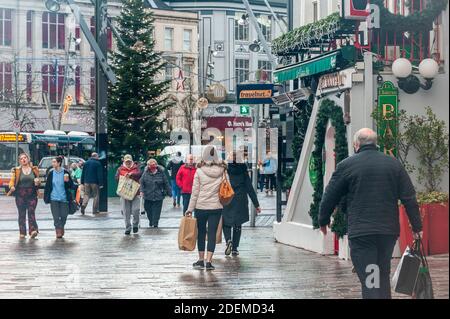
[14,56,19,165]
[262,0,286,33]
[95,0,108,212]
[250,104,260,227]
[276,124,282,222]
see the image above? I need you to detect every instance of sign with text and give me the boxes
[0,133,25,142]
[236,83,274,105]
[377,81,399,157]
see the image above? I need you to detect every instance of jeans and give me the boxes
[223,225,242,250]
[195,209,222,253]
[182,193,191,216]
[120,196,140,231]
[349,234,398,299]
[265,174,276,191]
[144,200,163,227]
[171,180,181,205]
[82,183,99,213]
[15,187,39,235]
[50,201,69,230]
[258,173,265,192]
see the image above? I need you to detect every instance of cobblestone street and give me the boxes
[0,195,448,299]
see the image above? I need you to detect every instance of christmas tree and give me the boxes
[108,0,170,164]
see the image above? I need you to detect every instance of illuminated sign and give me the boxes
[0,134,25,142]
[236,84,274,105]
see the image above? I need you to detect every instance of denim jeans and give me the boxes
[171,180,181,205]
[182,193,191,216]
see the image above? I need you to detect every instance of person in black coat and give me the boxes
[223,152,261,256]
[318,128,423,299]
[44,156,77,239]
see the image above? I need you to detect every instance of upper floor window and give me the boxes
[235,14,249,42]
[183,29,192,51]
[0,8,12,47]
[258,15,272,43]
[235,58,249,84]
[165,27,174,51]
[0,62,12,101]
[42,64,65,104]
[258,60,272,82]
[27,11,33,48]
[42,12,65,50]
[91,17,113,51]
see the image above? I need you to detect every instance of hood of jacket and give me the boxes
[170,155,184,164]
[227,163,248,175]
[198,163,226,178]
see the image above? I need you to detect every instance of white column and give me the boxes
[32,10,43,104]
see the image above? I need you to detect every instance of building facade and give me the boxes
[0,0,199,133]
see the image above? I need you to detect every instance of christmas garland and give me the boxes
[309,99,349,238]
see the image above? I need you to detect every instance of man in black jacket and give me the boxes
[319,128,423,299]
[80,152,103,215]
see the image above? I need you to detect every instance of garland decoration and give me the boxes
[309,99,349,238]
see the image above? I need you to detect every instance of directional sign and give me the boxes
[240,105,250,115]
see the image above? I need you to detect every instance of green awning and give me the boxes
[274,51,339,83]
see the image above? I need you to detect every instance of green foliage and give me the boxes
[108,0,171,165]
[404,107,449,193]
[417,192,449,205]
[309,99,349,238]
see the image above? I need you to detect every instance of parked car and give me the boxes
[38,156,84,185]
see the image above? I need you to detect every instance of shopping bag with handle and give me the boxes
[392,244,421,296]
[178,216,198,251]
[116,175,140,201]
[413,237,434,299]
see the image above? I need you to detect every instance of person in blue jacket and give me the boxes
[80,152,103,215]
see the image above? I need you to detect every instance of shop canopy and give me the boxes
[273,47,355,83]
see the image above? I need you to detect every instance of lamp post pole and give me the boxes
[95,0,108,212]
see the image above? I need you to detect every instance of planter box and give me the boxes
[399,202,449,256]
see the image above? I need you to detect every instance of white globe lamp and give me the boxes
[392,58,412,79]
[419,58,439,79]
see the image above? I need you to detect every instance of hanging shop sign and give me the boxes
[236,84,274,105]
[317,68,354,96]
[377,81,399,157]
[207,83,227,103]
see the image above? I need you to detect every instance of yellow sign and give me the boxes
[0,134,25,142]
[239,90,272,99]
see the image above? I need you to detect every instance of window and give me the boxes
[165,60,174,82]
[42,64,65,104]
[90,17,113,51]
[26,64,32,101]
[258,60,272,82]
[75,25,80,51]
[75,66,81,104]
[0,8,12,47]
[0,62,12,101]
[27,11,33,48]
[183,29,192,51]
[164,28,174,51]
[313,1,318,23]
[235,59,249,84]
[183,63,193,88]
[42,12,65,50]
[90,67,96,102]
[235,14,249,41]
[258,15,272,42]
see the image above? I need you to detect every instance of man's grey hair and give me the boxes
[354,128,378,146]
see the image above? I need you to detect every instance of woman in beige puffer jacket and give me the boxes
[186,145,227,271]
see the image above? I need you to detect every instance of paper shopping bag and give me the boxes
[178,216,198,251]
[116,175,140,201]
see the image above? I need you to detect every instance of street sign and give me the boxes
[236,83,274,105]
[377,81,399,157]
[12,120,20,133]
[240,105,250,115]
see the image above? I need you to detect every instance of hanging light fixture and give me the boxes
[392,58,439,94]
[249,40,261,53]
[45,0,62,12]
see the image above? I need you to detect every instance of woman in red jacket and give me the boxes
[115,154,142,235]
[176,154,196,215]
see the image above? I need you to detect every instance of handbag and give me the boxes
[413,238,434,299]
[116,175,140,201]
[392,244,421,296]
[69,199,79,215]
[178,215,198,251]
[219,171,234,206]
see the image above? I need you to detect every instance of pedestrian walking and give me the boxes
[80,152,103,215]
[223,152,261,256]
[176,154,196,215]
[185,145,227,271]
[116,155,142,235]
[167,152,184,208]
[318,128,423,299]
[262,152,277,195]
[7,153,40,239]
[70,162,83,184]
[140,158,172,228]
[44,156,76,239]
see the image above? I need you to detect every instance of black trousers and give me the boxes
[349,234,398,299]
[265,174,276,191]
[195,209,222,253]
[144,200,163,227]
[223,225,242,250]
[182,193,191,216]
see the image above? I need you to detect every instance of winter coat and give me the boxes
[81,158,103,186]
[187,161,227,212]
[139,166,172,202]
[176,164,197,194]
[44,169,76,205]
[8,165,40,197]
[222,163,260,226]
[318,144,423,239]
[167,156,184,179]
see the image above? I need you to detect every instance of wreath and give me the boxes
[309,99,349,238]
